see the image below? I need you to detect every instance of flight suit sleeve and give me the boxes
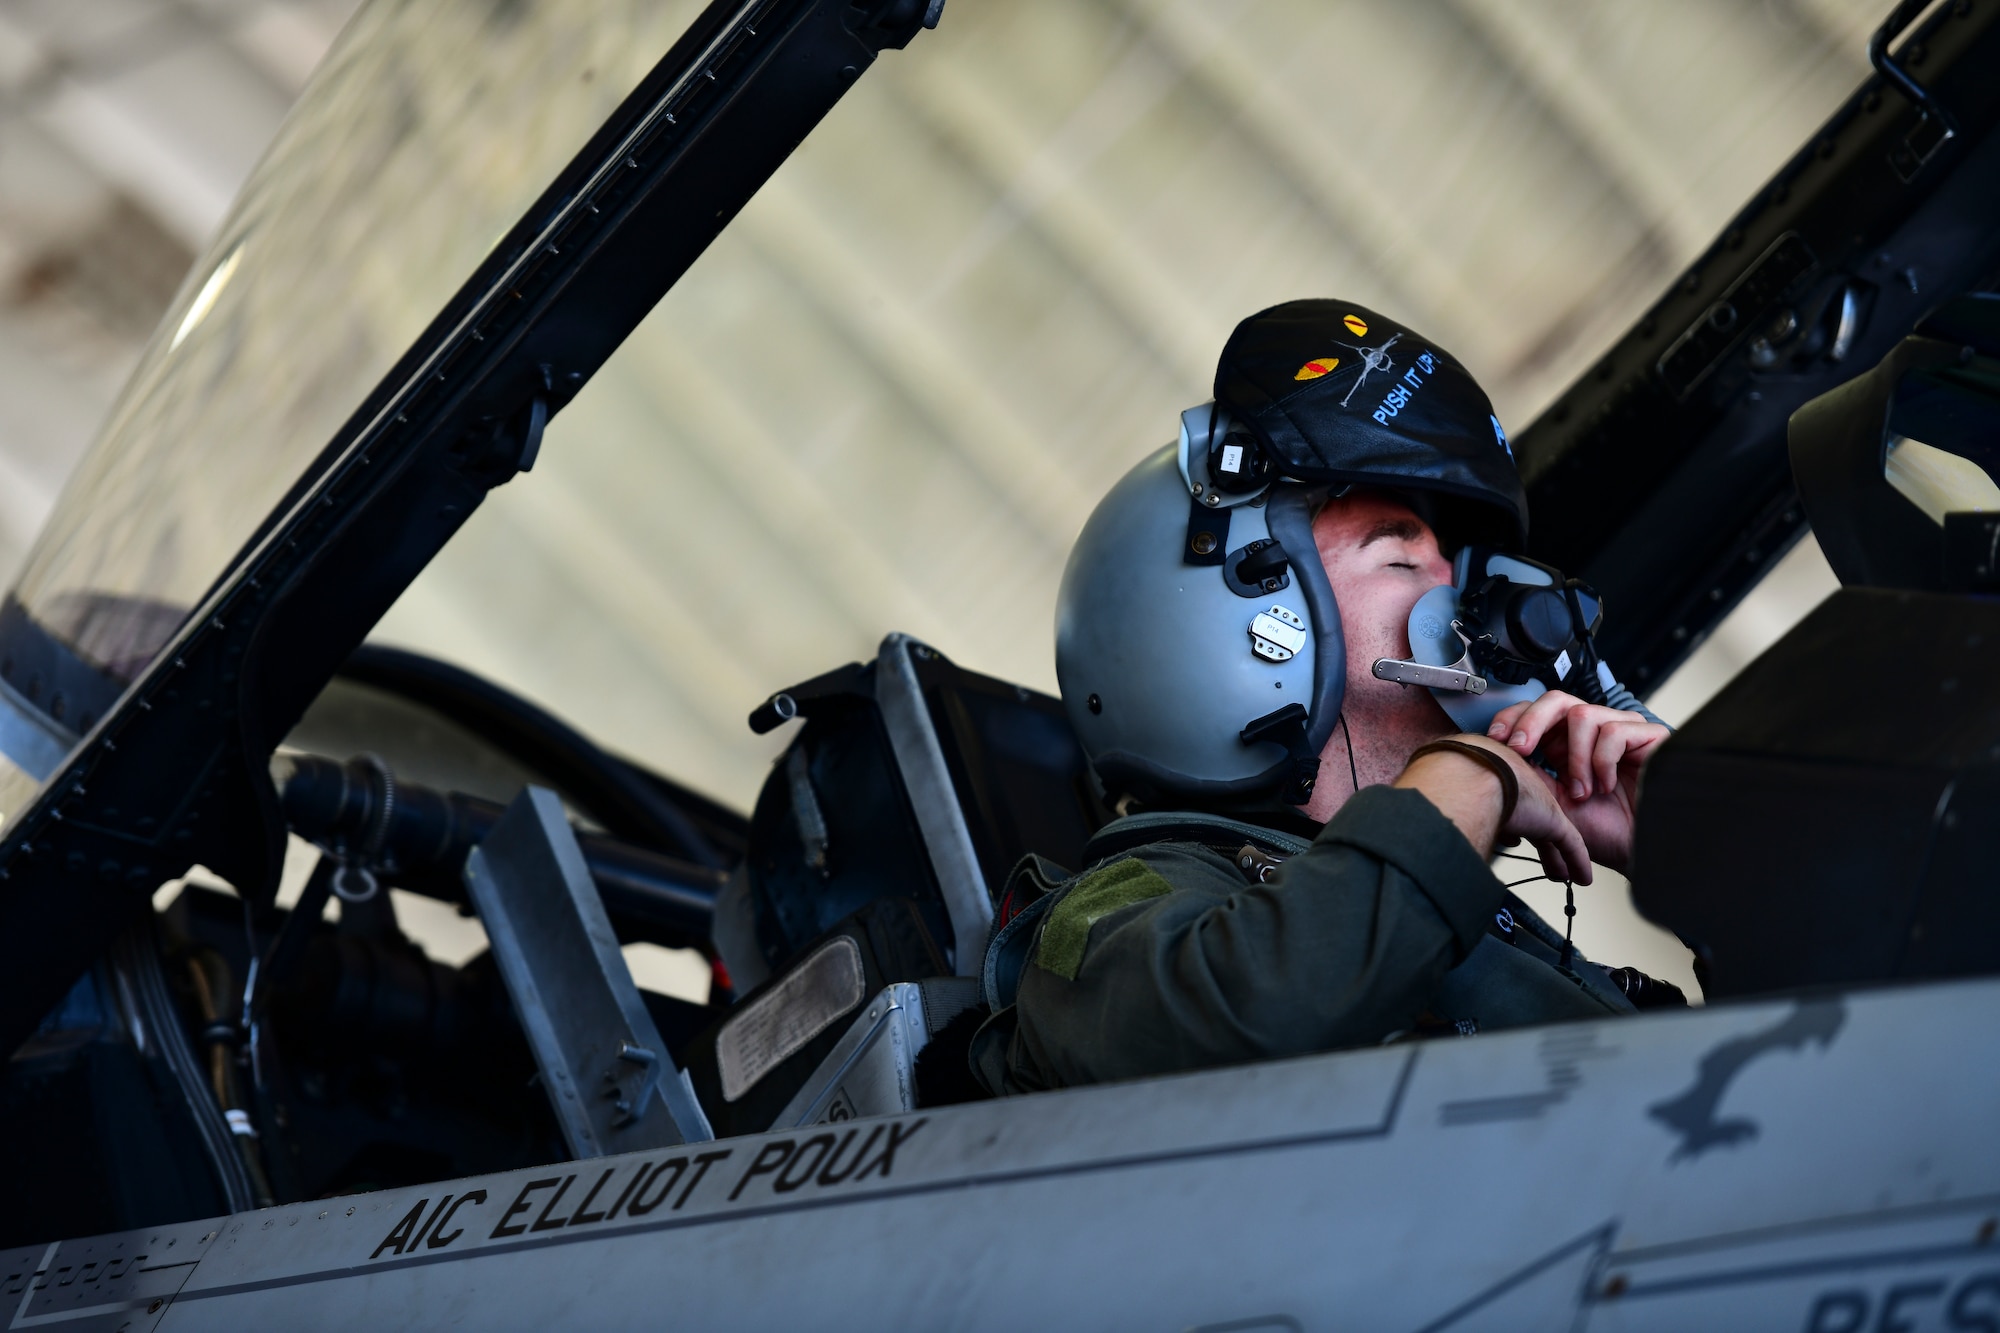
[1004,785,1506,1090]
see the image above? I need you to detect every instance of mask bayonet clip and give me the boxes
[1371,620,1489,695]
[1371,658,1488,694]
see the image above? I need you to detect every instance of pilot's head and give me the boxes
[1056,300,1524,819]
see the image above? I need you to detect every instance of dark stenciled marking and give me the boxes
[773,1134,838,1192]
[490,1179,563,1241]
[530,1176,579,1233]
[374,1199,432,1260]
[1804,1272,2000,1333]
[644,1152,731,1215]
[376,1193,490,1258]
[814,1126,877,1186]
[468,1151,738,1251]
[567,1169,618,1227]
[730,1141,794,1202]
[729,1118,926,1202]
[625,1151,732,1217]
[853,1120,923,1184]
[393,1163,669,1252]
[428,1192,485,1250]
[409,1195,455,1251]
[602,1163,650,1220]
[620,1160,684,1217]
[5,1256,143,1293]
[374,1120,928,1261]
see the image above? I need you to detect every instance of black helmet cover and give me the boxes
[1213,299,1527,547]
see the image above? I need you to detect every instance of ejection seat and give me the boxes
[675,634,1108,1137]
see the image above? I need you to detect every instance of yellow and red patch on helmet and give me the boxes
[1342,313,1369,337]
[1293,356,1340,381]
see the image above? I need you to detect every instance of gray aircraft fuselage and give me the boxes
[9,975,1995,1331]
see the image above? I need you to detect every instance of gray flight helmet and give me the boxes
[1056,411,1343,809]
[1059,301,1526,809]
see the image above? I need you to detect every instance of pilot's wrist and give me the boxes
[1395,742,1510,855]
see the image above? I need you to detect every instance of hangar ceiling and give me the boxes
[0,0,1875,809]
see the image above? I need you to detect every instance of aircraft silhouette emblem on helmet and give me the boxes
[1337,331,1401,407]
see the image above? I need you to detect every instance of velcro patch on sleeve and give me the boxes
[1034,857,1175,981]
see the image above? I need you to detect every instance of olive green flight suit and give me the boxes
[973,785,1636,1096]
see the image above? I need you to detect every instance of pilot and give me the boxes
[971,300,1680,1096]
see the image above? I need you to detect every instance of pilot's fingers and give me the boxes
[1591,718,1670,796]
[1485,699,1534,741]
[1552,790,1591,884]
[1537,838,1564,884]
[1488,690,1586,753]
[1559,706,1606,801]
[1514,767,1592,885]
[1534,819,1592,887]
[1562,707,1656,798]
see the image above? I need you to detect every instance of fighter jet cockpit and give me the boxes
[3,0,2000,1326]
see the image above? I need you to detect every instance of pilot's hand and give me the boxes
[1396,734,1592,886]
[1486,691,1669,876]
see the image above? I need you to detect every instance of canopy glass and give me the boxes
[4,0,700,700]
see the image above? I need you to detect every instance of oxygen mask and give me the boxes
[1372,549,1607,735]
